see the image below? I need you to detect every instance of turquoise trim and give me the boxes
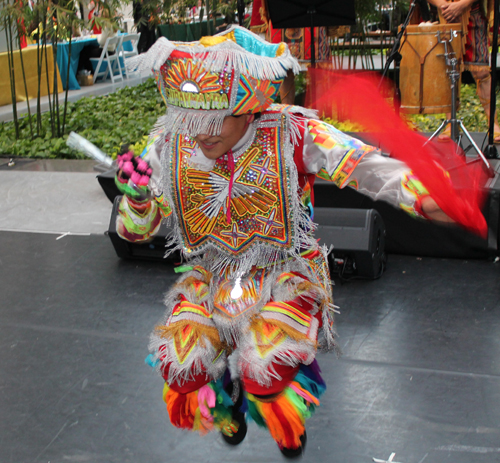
[233,28,281,58]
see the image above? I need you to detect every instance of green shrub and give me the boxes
[1,78,496,159]
[0,79,165,159]
[408,84,490,133]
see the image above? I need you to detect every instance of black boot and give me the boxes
[279,431,307,459]
[221,408,247,445]
[221,380,247,446]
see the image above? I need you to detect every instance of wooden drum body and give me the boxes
[399,24,463,114]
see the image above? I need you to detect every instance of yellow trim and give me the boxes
[276,43,286,57]
[200,36,228,47]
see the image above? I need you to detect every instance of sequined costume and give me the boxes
[116,26,429,454]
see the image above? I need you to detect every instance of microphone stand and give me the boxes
[379,0,417,115]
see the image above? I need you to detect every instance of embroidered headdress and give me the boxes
[128,25,301,136]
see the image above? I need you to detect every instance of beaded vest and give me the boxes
[164,107,316,275]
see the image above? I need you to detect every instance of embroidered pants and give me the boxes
[149,265,328,449]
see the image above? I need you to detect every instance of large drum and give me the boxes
[399,24,463,114]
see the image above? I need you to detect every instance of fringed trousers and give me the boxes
[148,264,331,450]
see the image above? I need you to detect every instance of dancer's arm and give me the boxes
[299,118,453,222]
[114,134,172,242]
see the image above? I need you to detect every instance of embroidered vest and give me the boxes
[170,112,297,261]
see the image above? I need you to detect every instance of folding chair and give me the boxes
[90,36,124,84]
[118,32,141,79]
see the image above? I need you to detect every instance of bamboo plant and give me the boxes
[0,0,123,143]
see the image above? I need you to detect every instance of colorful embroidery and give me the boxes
[157,53,233,111]
[171,124,294,255]
[261,301,312,337]
[252,321,288,359]
[233,75,281,115]
[171,300,213,322]
[308,119,371,187]
[214,268,265,319]
[400,172,430,218]
[173,324,199,364]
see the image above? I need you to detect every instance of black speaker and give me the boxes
[97,168,120,203]
[107,196,179,262]
[107,197,386,278]
[313,208,387,279]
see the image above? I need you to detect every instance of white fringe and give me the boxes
[162,107,230,137]
[126,38,176,73]
[126,25,300,80]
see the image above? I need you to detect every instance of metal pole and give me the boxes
[485,0,500,159]
[309,8,316,68]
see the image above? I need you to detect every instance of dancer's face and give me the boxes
[194,114,254,160]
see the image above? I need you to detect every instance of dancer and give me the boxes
[115,26,450,458]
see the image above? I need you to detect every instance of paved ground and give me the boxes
[0,158,112,236]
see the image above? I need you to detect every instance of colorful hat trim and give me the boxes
[127,26,301,136]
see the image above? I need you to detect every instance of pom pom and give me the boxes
[137,175,149,186]
[147,168,153,176]
[120,151,133,162]
[130,171,141,185]
[136,159,149,173]
[122,161,134,177]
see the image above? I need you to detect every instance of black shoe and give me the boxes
[221,380,247,446]
[279,431,307,459]
[221,409,247,445]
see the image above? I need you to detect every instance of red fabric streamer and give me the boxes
[305,69,488,238]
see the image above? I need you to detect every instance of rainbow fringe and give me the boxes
[245,361,326,449]
[162,378,234,434]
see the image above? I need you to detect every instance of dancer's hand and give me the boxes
[116,151,153,201]
[421,197,455,223]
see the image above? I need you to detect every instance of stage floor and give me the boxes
[1,230,499,463]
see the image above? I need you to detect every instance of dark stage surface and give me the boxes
[1,230,500,463]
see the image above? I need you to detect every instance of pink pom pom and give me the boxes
[130,171,141,185]
[122,161,134,177]
[198,384,216,420]
[146,168,153,176]
[122,151,133,161]
[138,175,150,186]
[136,159,149,173]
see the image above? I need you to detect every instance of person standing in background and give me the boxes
[88,0,102,34]
[78,8,117,73]
[133,0,157,54]
[427,0,500,142]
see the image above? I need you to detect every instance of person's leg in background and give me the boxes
[137,23,157,54]
[473,68,500,142]
[77,44,102,73]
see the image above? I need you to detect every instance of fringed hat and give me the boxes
[128,25,301,136]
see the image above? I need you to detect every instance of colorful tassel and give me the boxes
[162,381,233,435]
[245,364,326,448]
